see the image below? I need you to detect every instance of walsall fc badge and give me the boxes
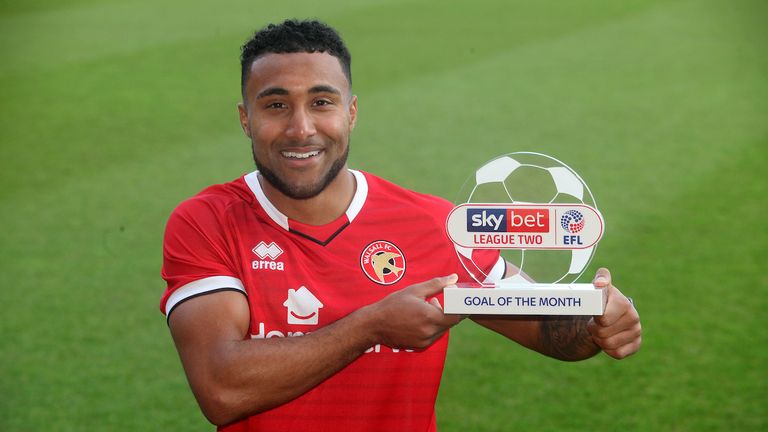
[360,240,406,285]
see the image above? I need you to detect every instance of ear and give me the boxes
[348,95,358,132]
[237,102,251,138]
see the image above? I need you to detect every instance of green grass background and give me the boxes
[1,0,766,430]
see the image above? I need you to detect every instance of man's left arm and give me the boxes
[471,267,642,361]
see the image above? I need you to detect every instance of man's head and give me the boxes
[237,20,358,202]
[240,19,352,99]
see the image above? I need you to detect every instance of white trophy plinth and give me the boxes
[444,283,605,315]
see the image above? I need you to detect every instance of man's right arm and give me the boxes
[168,275,460,427]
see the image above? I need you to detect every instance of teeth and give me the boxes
[282,150,320,159]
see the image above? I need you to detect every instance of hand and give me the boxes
[587,268,642,359]
[365,274,464,350]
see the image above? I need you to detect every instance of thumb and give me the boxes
[593,267,612,289]
[592,267,612,322]
[411,274,459,299]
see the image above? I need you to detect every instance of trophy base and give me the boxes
[444,283,605,315]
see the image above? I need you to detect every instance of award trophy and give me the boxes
[444,152,606,315]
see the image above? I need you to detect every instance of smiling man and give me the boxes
[240,51,354,206]
[160,19,641,432]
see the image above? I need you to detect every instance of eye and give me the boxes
[265,101,287,109]
[313,98,334,107]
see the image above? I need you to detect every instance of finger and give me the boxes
[432,295,467,319]
[592,267,612,289]
[440,311,465,327]
[427,296,466,327]
[595,288,633,328]
[426,318,464,344]
[410,274,458,298]
[602,336,642,360]
[416,329,450,351]
[588,310,638,339]
[429,297,443,310]
[591,321,642,349]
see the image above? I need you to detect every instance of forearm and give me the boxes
[537,315,601,361]
[472,314,600,361]
[171,294,381,426]
[182,311,374,425]
[209,307,376,418]
[485,262,602,361]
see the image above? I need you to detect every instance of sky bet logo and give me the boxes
[467,208,549,232]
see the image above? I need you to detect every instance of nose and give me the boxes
[285,107,317,141]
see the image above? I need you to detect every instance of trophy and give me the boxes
[444,152,606,315]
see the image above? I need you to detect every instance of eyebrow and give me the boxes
[309,85,341,96]
[255,85,342,100]
[255,87,289,100]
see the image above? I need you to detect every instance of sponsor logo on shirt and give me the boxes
[283,286,323,325]
[250,285,416,353]
[360,240,406,285]
[252,241,285,271]
[249,321,414,353]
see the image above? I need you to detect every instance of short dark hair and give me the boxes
[240,19,352,97]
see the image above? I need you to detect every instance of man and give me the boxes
[160,19,641,431]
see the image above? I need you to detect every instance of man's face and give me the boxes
[238,52,357,200]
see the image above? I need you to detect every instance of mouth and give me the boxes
[281,149,321,160]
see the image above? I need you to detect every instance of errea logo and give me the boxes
[253,241,283,259]
[252,241,285,271]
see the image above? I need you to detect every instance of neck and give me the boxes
[259,169,356,226]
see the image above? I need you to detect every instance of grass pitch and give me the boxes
[1,0,766,430]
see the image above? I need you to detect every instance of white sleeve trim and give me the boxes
[482,256,506,284]
[165,276,245,316]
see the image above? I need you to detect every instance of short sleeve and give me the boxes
[160,197,245,317]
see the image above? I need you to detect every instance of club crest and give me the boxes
[360,240,406,285]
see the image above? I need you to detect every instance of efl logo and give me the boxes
[467,208,549,233]
[560,210,585,234]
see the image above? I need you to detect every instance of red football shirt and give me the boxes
[161,170,503,431]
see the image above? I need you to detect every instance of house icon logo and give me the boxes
[283,287,323,325]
